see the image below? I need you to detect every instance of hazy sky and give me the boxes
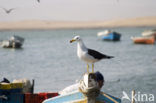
[0,0,156,21]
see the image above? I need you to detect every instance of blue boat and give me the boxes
[43,91,121,103]
[102,32,121,41]
[97,30,121,41]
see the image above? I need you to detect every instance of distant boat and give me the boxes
[142,29,156,39]
[142,29,156,37]
[0,35,24,48]
[97,30,121,41]
[131,36,155,44]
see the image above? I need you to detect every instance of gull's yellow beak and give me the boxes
[70,39,76,43]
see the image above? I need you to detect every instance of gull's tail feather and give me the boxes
[106,55,114,59]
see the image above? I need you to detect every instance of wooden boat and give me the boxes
[97,30,121,41]
[43,72,121,103]
[43,91,121,103]
[131,36,155,44]
[0,35,24,48]
[0,78,59,103]
[0,78,34,93]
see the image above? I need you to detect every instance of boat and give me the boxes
[43,72,121,103]
[0,78,34,93]
[0,78,58,103]
[0,78,34,103]
[97,30,121,41]
[131,36,155,44]
[142,29,156,38]
[0,35,24,48]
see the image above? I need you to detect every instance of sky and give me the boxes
[0,0,156,21]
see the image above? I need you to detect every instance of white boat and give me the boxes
[142,29,156,37]
[0,35,24,48]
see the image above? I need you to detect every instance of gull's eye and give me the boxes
[77,37,80,40]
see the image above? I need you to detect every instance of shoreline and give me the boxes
[0,16,156,30]
[0,26,156,31]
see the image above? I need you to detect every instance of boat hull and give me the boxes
[131,36,155,44]
[43,91,121,103]
[102,32,121,41]
[1,41,23,48]
[0,35,24,48]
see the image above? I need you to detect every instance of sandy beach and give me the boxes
[0,16,156,30]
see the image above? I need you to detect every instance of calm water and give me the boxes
[0,27,156,102]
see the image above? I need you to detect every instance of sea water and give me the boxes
[0,27,156,102]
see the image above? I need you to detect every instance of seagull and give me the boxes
[70,35,114,73]
[1,8,15,14]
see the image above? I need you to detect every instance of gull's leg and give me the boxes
[87,63,89,73]
[92,64,94,73]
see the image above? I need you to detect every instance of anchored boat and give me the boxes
[131,36,155,44]
[0,35,24,48]
[43,72,121,103]
[97,30,121,41]
[142,29,156,38]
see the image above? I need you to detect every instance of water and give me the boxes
[0,27,156,102]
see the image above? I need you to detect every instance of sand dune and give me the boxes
[0,16,156,30]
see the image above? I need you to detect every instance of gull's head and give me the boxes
[70,35,81,43]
